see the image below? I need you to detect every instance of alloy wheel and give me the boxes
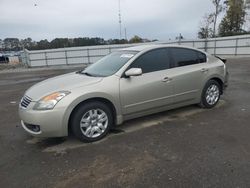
[79,109,108,138]
[205,84,220,106]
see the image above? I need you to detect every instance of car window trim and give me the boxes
[169,47,206,68]
[121,47,172,77]
[196,51,207,64]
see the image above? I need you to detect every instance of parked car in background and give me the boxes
[19,45,228,142]
[0,55,9,64]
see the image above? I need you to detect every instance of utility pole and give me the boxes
[118,0,122,39]
[124,28,127,41]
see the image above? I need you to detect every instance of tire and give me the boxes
[70,101,113,142]
[200,80,221,109]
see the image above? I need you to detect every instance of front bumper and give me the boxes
[19,102,68,137]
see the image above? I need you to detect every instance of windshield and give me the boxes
[82,50,138,77]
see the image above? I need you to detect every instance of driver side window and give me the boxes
[130,48,170,74]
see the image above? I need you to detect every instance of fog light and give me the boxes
[25,123,40,133]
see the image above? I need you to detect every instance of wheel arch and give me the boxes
[208,77,224,94]
[199,77,223,108]
[203,73,224,94]
[67,97,118,134]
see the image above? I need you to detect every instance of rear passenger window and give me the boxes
[130,48,170,74]
[197,52,207,63]
[170,48,200,67]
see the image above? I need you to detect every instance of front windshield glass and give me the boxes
[82,50,138,77]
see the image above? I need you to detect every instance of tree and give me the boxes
[20,38,36,49]
[129,35,143,43]
[50,38,71,48]
[245,0,250,31]
[219,0,246,36]
[3,38,20,50]
[0,39,4,50]
[0,35,152,51]
[107,39,128,44]
[211,0,225,37]
[198,14,214,39]
[36,39,50,50]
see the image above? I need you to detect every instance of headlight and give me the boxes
[33,91,71,110]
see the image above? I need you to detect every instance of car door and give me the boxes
[169,47,208,104]
[119,48,174,115]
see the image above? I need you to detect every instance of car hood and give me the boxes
[25,72,103,101]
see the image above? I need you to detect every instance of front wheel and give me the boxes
[71,101,113,142]
[200,80,221,108]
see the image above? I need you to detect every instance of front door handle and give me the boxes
[201,68,209,73]
[162,77,172,83]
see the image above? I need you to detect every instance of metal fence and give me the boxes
[167,34,250,57]
[22,34,250,67]
[21,44,137,67]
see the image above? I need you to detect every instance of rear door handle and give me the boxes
[162,77,172,82]
[201,68,209,73]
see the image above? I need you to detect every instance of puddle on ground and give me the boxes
[26,100,226,153]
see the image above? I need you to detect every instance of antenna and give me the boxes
[118,0,122,39]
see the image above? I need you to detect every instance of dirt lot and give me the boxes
[0,58,250,188]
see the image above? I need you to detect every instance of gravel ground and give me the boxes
[0,63,26,71]
[0,63,86,73]
[0,58,250,188]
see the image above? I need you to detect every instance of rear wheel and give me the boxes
[200,80,221,108]
[71,101,113,142]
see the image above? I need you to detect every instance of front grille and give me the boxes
[20,96,32,109]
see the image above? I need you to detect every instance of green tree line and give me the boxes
[0,35,151,51]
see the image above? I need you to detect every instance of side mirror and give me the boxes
[125,68,142,77]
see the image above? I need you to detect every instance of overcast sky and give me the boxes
[0,0,216,41]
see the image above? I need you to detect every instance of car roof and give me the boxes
[120,44,207,54]
[120,45,159,52]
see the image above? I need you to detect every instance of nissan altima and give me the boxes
[19,45,228,142]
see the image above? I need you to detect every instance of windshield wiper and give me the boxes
[76,70,103,77]
[76,71,96,77]
[75,70,84,74]
[82,72,94,77]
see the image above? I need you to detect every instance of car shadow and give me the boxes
[26,100,226,152]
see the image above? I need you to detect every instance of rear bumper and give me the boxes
[224,71,229,89]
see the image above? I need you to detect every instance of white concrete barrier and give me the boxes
[22,34,250,67]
